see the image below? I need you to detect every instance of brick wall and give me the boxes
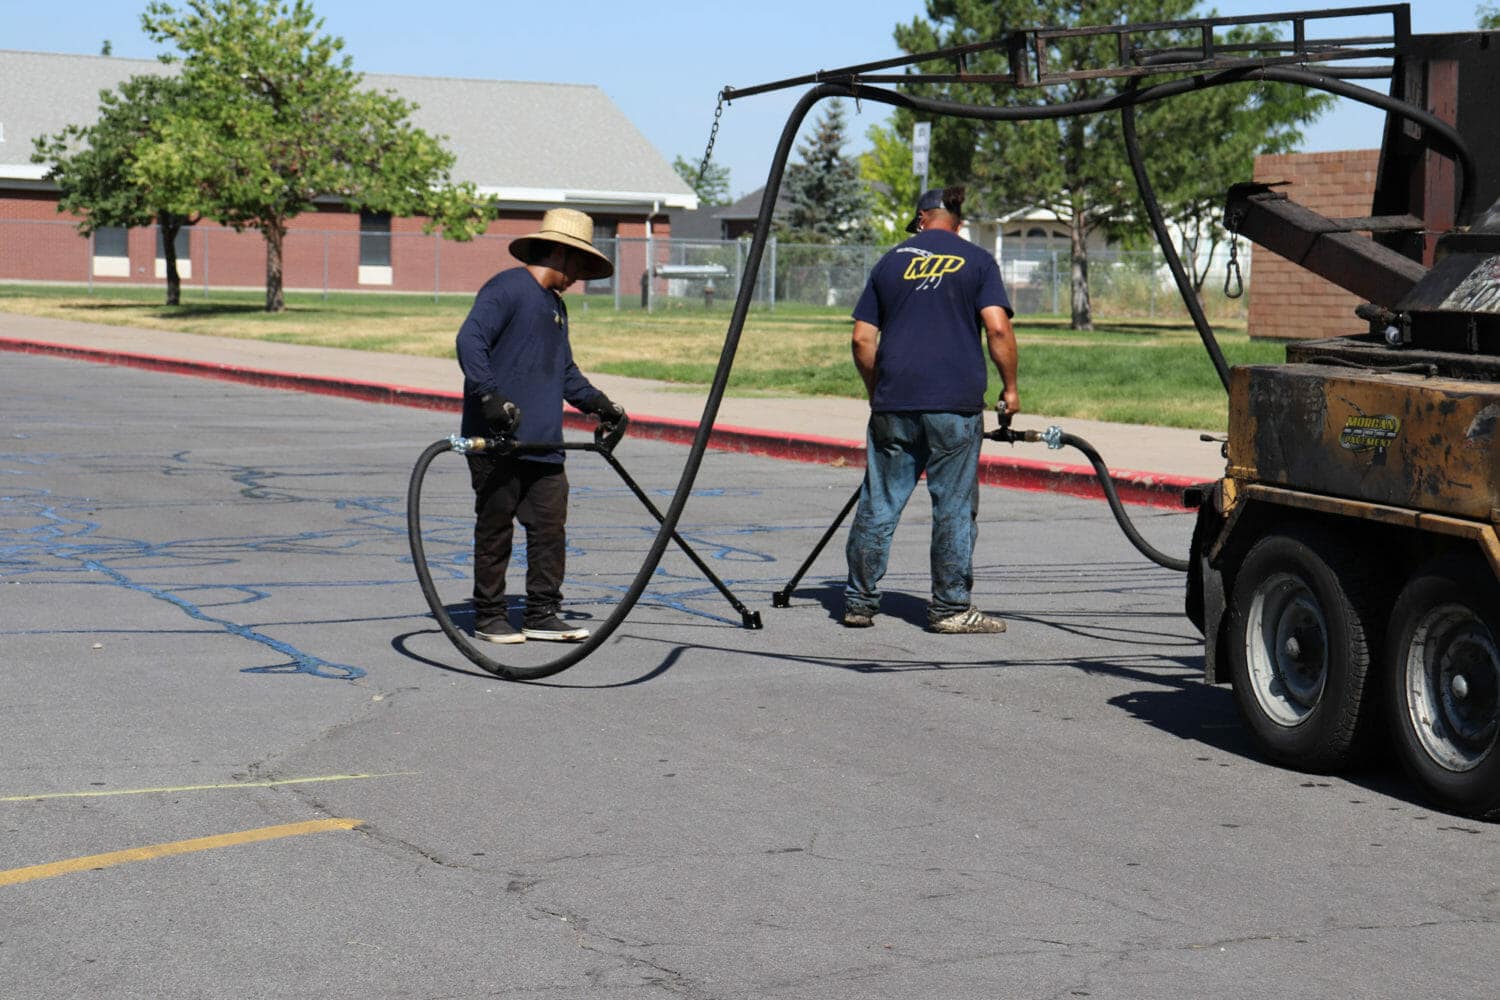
[1248,149,1381,340]
[0,192,659,297]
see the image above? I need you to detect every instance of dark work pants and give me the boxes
[466,454,569,627]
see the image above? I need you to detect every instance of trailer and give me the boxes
[1188,24,1500,818]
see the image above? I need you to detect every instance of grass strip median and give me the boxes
[0,284,1285,430]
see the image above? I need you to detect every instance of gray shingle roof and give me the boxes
[0,50,694,208]
[717,185,789,222]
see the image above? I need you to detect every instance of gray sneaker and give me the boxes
[929,608,1006,634]
[475,619,525,644]
[842,610,875,628]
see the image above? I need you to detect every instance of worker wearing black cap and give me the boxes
[842,186,1019,634]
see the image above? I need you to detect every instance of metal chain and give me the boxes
[1223,231,1244,300]
[694,91,727,190]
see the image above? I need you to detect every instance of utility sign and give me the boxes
[911,122,930,176]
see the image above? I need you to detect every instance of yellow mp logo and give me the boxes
[903,254,966,282]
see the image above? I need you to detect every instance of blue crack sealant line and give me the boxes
[9,455,773,680]
[82,558,365,680]
[3,484,365,681]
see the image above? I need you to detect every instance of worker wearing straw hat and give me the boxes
[456,208,626,644]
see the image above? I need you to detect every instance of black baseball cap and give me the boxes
[905,188,946,233]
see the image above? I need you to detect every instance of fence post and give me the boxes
[734,238,743,303]
[613,239,621,311]
[768,235,777,313]
[87,230,94,295]
[1051,250,1059,315]
[322,231,329,301]
[1149,248,1157,318]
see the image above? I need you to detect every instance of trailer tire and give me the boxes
[1227,529,1378,772]
[1385,555,1500,819]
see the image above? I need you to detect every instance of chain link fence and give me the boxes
[0,217,1250,321]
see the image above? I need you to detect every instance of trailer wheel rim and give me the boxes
[1246,572,1328,726]
[1404,604,1500,772]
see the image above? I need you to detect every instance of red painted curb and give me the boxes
[1,336,1209,509]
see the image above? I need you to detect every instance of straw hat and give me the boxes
[509,208,615,280]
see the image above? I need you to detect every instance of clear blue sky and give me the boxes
[4,1,1489,200]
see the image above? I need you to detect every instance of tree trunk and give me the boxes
[265,222,286,313]
[1069,213,1092,331]
[159,212,182,307]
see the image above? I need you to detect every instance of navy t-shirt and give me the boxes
[455,268,603,462]
[851,229,1012,414]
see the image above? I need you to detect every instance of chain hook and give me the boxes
[1223,233,1244,300]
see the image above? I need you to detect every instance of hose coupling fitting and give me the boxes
[1042,425,1065,450]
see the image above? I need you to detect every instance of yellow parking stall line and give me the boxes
[0,818,363,888]
[0,772,416,802]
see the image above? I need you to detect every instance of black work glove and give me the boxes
[480,392,520,436]
[587,394,629,451]
[586,393,626,425]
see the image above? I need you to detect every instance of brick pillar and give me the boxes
[1247,149,1381,340]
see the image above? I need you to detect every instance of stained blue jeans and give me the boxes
[844,411,983,622]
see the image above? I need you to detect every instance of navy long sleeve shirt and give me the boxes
[455,268,604,463]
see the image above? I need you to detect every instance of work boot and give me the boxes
[928,607,1006,634]
[475,619,525,644]
[522,612,590,642]
[841,610,875,628]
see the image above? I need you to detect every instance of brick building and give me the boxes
[1247,149,1381,340]
[0,50,696,297]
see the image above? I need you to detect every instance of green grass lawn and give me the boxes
[0,283,1286,430]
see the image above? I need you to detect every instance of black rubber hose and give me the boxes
[1058,431,1189,572]
[414,67,1472,677]
[406,438,521,676]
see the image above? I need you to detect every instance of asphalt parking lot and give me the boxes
[3,351,1498,999]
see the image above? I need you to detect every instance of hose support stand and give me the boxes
[771,421,1189,604]
[407,420,764,679]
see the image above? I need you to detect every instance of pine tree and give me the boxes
[672,155,731,207]
[781,100,873,244]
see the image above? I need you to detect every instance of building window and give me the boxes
[154,226,192,279]
[92,226,130,277]
[586,221,616,292]
[358,210,392,285]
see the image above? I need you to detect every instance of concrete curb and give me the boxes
[1,336,1207,509]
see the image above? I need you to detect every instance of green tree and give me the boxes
[1480,4,1500,28]
[137,0,496,312]
[781,100,874,244]
[672,154,732,207]
[32,73,198,305]
[892,1,1327,328]
[858,121,924,246]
